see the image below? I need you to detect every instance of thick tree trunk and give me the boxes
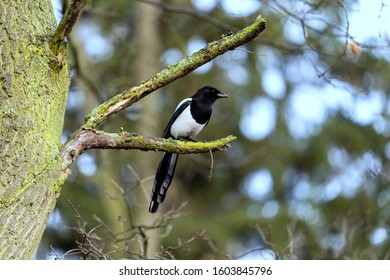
[0,0,69,259]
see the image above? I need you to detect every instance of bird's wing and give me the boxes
[162,98,192,138]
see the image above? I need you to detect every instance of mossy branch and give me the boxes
[83,15,266,130]
[61,129,237,168]
[49,0,87,55]
[61,15,266,169]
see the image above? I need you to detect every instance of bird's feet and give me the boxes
[177,136,197,142]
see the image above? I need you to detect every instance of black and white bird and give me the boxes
[149,86,229,213]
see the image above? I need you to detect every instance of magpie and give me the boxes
[149,86,229,213]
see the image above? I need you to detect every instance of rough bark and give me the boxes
[0,0,69,259]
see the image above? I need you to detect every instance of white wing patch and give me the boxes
[175,98,192,111]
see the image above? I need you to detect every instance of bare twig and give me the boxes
[157,230,231,259]
[50,0,87,55]
[138,0,301,54]
[136,0,235,31]
[49,200,106,260]
[208,151,214,182]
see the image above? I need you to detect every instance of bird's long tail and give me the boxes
[149,152,179,213]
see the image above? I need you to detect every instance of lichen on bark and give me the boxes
[0,0,69,259]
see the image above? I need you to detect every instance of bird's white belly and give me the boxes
[170,106,205,139]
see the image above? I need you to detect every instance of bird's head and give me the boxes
[193,86,229,103]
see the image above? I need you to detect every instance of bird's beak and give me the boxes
[217,92,229,98]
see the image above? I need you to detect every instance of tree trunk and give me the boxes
[135,0,162,258]
[0,0,69,259]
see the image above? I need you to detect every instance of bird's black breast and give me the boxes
[190,101,212,125]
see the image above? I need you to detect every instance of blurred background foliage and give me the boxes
[37,0,390,259]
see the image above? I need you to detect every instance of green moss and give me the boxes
[0,0,70,259]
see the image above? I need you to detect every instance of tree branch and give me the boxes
[60,15,265,171]
[83,15,266,130]
[61,129,236,168]
[50,0,87,55]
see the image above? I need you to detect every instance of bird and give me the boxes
[149,86,229,213]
